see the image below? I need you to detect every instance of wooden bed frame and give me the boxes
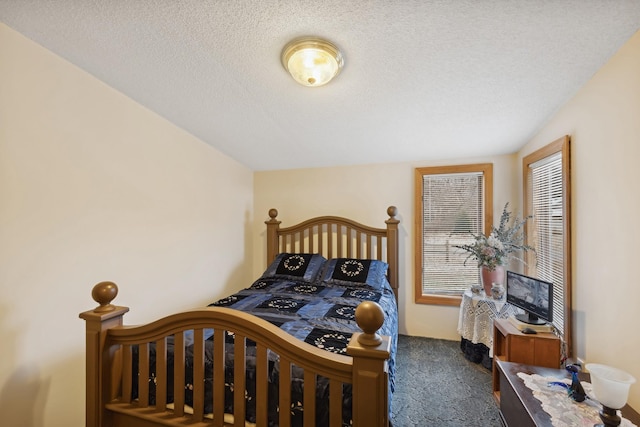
[80,206,400,427]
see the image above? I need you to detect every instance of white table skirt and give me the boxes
[457,289,518,356]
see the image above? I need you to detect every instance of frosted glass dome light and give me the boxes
[281,37,344,87]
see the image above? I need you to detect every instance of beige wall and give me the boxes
[0,24,254,426]
[518,30,640,409]
[254,155,518,340]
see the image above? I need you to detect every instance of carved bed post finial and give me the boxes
[385,206,400,303]
[265,208,282,265]
[387,205,398,220]
[355,301,384,346]
[91,281,118,313]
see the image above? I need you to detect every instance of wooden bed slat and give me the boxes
[343,225,349,258]
[233,334,246,427]
[318,224,324,255]
[155,337,167,411]
[303,371,316,426]
[279,357,291,427]
[138,343,149,406]
[213,329,225,426]
[121,344,133,404]
[256,345,268,426]
[334,225,338,256]
[173,332,185,417]
[192,328,205,420]
[329,378,342,427]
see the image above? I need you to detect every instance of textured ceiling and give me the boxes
[1,1,640,171]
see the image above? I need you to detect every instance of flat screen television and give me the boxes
[506,270,553,325]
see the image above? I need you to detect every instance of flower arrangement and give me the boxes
[455,203,535,270]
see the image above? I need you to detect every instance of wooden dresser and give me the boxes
[496,360,640,427]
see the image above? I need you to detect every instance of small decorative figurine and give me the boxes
[549,364,587,402]
[491,283,505,299]
[566,364,587,402]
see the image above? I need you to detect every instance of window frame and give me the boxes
[414,163,494,306]
[523,135,572,357]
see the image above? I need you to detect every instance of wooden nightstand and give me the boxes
[492,318,561,403]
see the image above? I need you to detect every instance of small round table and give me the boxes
[457,289,518,369]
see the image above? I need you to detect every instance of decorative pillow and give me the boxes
[260,253,327,283]
[320,258,389,289]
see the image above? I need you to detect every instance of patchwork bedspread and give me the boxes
[133,275,398,426]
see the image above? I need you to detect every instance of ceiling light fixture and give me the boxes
[281,36,344,87]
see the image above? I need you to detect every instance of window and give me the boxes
[523,136,572,357]
[414,164,493,306]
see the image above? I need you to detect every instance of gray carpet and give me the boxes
[391,335,502,426]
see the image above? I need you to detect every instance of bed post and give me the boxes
[385,206,400,301]
[265,208,282,264]
[347,301,391,427]
[79,282,129,427]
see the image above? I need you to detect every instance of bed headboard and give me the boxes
[265,206,400,301]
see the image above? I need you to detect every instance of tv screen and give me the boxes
[506,271,553,325]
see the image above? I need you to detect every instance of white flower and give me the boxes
[487,234,504,251]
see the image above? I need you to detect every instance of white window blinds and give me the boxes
[421,172,484,295]
[528,152,565,336]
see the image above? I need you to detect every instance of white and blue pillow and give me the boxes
[320,257,389,290]
[260,253,327,283]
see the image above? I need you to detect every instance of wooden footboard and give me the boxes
[80,282,391,427]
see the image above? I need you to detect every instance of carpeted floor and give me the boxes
[391,335,502,426]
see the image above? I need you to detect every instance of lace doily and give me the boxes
[517,372,637,427]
